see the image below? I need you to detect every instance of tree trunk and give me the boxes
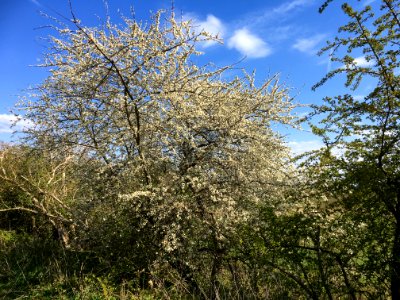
[209,223,223,300]
[209,253,222,300]
[169,258,205,298]
[315,228,333,300]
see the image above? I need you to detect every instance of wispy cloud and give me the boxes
[184,14,225,47]
[184,0,316,59]
[292,34,326,54]
[0,114,32,133]
[364,0,376,6]
[227,28,272,58]
[273,0,315,15]
[326,48,334,73]
[29,0,42,7]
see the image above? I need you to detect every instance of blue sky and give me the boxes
[0,0,378,153]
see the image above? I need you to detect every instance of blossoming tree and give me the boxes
[17,8,295,297]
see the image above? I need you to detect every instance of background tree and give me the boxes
[309,0,400,298]
[0,144,79,248]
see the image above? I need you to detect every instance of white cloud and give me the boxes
[227,28,272,58]
[292,34,326,54]
[288,139,346,158]
[273,0,314,14]
[0,115,15,133]
[353,95,365,101]
[353,56,374,67]
[184,14,225,48]
[340,56,375,70]
[0,114,32,133]
[198,15,224,38]
[287,140,324,155]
